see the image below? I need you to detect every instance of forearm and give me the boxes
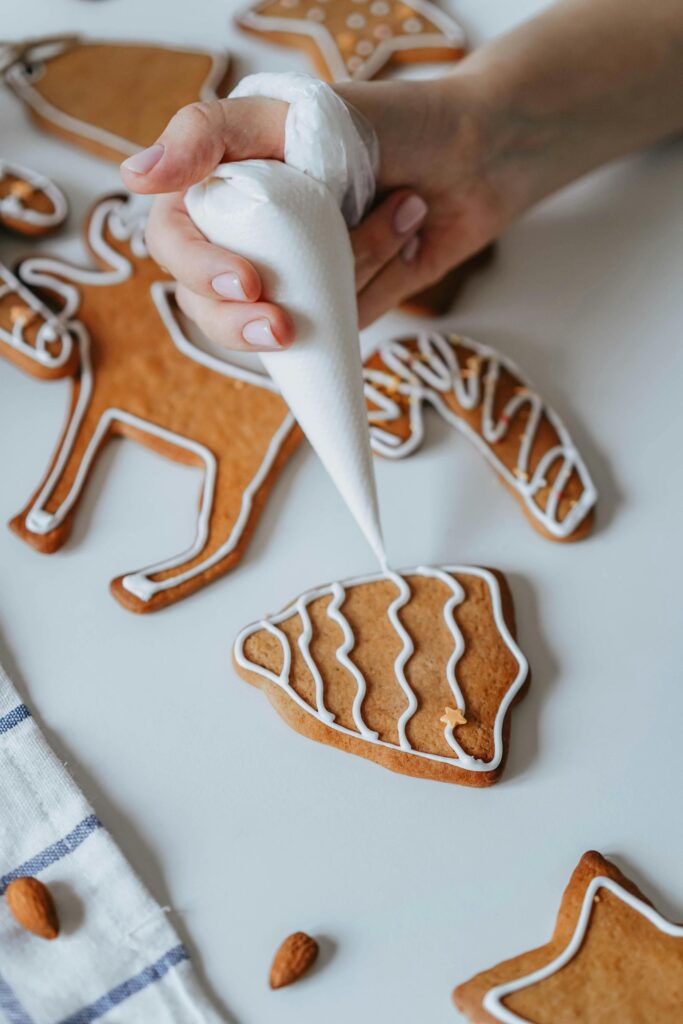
[459,0,683,211]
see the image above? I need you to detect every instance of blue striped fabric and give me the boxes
[0,704,30,736]
[0,814,101,896]
[0,971,33,1024]
[57,945,190,1024]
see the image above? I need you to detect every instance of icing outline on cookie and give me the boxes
[4,41,231,158]
[364,331,597,539]
[234,565,528,772]
[15,195,296,604]
[483,875,683,1023]
[236,0,466,81]
[0,159,68,232]
[0,263,73,369]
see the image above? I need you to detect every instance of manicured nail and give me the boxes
[394,194,428,235]
[212,273,249,300]
[242,318,283,349]
[121,143,164,175]
[402,235,420,263]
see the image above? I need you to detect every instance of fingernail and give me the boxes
[212,273,249,300]
[242,318,283,349]
[122,143,164,175]
[394,195,428,235]
[402,235,421,263]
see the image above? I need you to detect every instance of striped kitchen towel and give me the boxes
[0,660,224,1023]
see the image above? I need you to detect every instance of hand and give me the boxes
[120,83,478,347]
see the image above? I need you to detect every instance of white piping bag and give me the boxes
[184,73,387,569]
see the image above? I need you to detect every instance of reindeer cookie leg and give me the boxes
[110,413,301,614]
[9,329,115,553]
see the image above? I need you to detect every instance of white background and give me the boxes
[1,1,682,1021]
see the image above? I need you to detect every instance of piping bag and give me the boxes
[184,73,388,570]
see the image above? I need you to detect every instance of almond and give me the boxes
[269,931,318,989]
[5,877,59,940]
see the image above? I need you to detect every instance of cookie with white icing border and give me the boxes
[235,0,466,82]
[454,851,683,1023]
[0,160,67,236]
[3,36,231,163]
[364,332,597,542]
[0,262,75,379]
[1,193,302,613]
[233,565,529,786]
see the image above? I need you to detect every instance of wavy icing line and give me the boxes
[12,195,295,602]
[236,0,466,82]
[483,875,683,1022]
[0,263,73,369]
[234,565,528,772]
[0,159,68,231]
[364,331,597,539]
[4,43,230,158]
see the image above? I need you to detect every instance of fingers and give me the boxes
[146,193,262,302]
[351,190,428,292]
[121,96,288,195]
[176,284,295,353]
[356,234,436,328]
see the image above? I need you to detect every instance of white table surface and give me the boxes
[2,2,682,1021]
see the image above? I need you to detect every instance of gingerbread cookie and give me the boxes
[0,262,75,379]
[3,36,231,162]
[454,851,683,1023]
[364,332,597,541]
[0,159,67,236]
[1,194,302,613]
[235,0,466,82]
[234,565,529,785]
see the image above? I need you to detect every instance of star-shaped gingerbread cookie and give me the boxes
[0,159,67,236]
[4,36,231,162]
[0,193,302,613]
[234,564,529,786]
[454,851,683,1023]
[235,0,466,82]
[363,331,597,541]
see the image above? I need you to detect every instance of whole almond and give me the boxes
[269,931,318,989]
[5,877,59,940]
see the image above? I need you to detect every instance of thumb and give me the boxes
[120,96,288,195]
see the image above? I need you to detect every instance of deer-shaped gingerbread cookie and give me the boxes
[1,194,302,613]
[364,332,597,541]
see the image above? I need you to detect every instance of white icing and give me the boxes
[236,0,465,81]
[15,195,297,602]
[0,160,68,231]
[0,263,74,370]
[234,564,529,772]
[364,331,597,539]
[4,43,230,158]
[483,875,683,1023]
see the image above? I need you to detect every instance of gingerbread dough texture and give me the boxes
[4,37,231,162]
[0,160,67,236]
[364,331,597,541]
[0,194,302,613]
[234,565,529,786]
[454,851,683,1023]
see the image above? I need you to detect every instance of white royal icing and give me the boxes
[0,263,74,370]
[236,0,465,82]
[0,160,68,231]
[364,331,597,539]
[234,564,528,772]
[483,874,683,1023]
[4,41,230,158]
[15,195,296,603]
